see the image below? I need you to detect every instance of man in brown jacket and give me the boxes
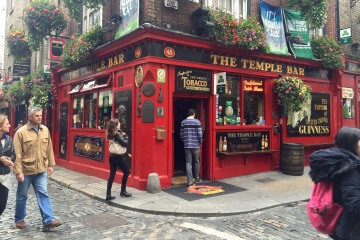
[13,106,62,230]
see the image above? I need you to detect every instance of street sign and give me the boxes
[340,28,351,44]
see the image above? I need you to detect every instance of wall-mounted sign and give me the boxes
[48,38,66,61]
[176,67,212,93]
[287,92,330,136]
[340,28,351,44]
[342,87,354,119]
[13,58,30,79]
[345,61,360,74]
[216,131,269,153]
[74,135,104,161]
[243,79,263,92]
[214,72,226,95]
[157,68,166,83]
[164,0,178,9]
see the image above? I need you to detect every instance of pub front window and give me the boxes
[84,93,97,128]
[243,78,264,125]
[73,96,84,128]
[98,90,112,129]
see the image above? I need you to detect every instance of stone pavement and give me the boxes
[49,166,313,217]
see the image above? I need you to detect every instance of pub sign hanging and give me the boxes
[176,67,212,94]
[286,92,330,137]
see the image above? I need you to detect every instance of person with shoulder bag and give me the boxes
[0,114,15,216]
[106,119,132,201]
[309,127,360,240]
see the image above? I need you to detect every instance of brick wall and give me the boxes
[338,1,360,60]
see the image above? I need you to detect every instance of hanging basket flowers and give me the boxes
[7,28,31,60]
[274,76,311,115]
[23,0,66,51]
[311,35,344,70]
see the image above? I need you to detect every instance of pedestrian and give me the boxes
[0,114,15,216]
[309,126,360,240]
[106,118,132,201]
[13,120,24,133]
[13,106,62,230]
[180,108,203,187]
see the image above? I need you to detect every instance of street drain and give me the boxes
[79,212,129,230]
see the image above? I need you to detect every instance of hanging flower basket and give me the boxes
[206,9,268,52]
[311,35,344,70]
[23,0,66,51]
[61,25,103,69]
[274,76,311,115]
[7,28,31,60]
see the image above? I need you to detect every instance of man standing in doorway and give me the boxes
[180,109,203,187]
[13,106,62,230]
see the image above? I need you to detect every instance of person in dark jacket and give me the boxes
[0,114,15,215]
[309,126,360,240]
[106,118,132,201]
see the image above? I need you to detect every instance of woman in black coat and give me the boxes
[106,119,132,201]
[0,114,15,216]
[309,126,360,240]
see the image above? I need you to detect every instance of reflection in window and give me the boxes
[243,78,264,125]
[98,90,112,129]
[84,93,97,128]
[73,96,84,128]
[217,75,240,125]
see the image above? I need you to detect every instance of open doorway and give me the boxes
[173,98,208,184]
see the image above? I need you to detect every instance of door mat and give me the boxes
[162,181,247,201]
[171,176,188,185]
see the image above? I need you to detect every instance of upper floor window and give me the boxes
[309,27,324,39]
[83,6,102,33]
[203,0,247,20]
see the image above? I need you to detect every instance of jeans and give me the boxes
[0,182,9,215]
[107,155,130,195]
[15,172,54,225]
[185,148,200,185]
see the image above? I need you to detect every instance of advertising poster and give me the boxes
[342,87,354,119]
[115,0,139,39]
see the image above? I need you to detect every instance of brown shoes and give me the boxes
[15,221,27,229]
[43,219,62,231]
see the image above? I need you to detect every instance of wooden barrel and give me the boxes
[280,143,304,176]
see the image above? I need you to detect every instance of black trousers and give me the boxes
[0,183,9,215]
[107,154,130,196]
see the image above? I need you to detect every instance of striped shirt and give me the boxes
[180,117,203,149]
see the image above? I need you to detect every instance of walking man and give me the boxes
[13,106,62,230]
[180,109,203,187]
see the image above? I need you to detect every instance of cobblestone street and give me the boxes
[0,177,330,240]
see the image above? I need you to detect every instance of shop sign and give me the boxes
[74,135,104,161]
[340,28,351,44]
[176,67,212,93]
[216,131,269,153]
[13,58,30,78]
[286,92,330,137]
[214,72,226,94]
[345,61,360,74]
[243,79,263,92]
[48,37,66,61]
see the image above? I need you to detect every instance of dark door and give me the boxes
[173,98,201,177]
[59,102,68,159]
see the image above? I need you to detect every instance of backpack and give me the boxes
[306,181,344,235]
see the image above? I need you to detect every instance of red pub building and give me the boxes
[49,1,344,190]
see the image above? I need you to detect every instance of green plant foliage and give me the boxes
[1,82,28,106]
[274,76,312,115]
[61,25,103,69]
[23,0,67,51]
[27,68,53,109]
[63,0,108,21]
[206,9,268,52]
[7,28,32,60]
[311,35,344,70]
[286,0,328,29]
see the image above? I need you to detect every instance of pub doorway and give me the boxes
[173,97,209,185]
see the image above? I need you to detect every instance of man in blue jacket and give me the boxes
[180,109,203,187]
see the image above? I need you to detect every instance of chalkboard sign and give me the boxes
[216,131,269,153]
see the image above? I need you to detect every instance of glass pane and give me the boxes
[217,75,240,125]
[84,93,97,128]
[73,96,84,128]
[243,78,265,125]
[82,80,95,91]
[98,90,112,129]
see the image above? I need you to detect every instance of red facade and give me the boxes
[50,26,347,190]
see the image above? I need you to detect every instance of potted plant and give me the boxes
[274,76,312,115]
[7,28,31,60]
[61,25,103,69]
[237,18,268,52]
[311,35,344,70]
[23,0,66,51]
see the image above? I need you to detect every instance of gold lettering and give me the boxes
[270,64,276,72]
[220,56,229,66]
[211,54,220,65]
[241,59,249,68]
[118,54,124,64]
[113,56,118,65]
[299,68,304,76]
[293,67,298,75]
[100,61,105,69]
[256,61,264,71]
[108,58,114,67]
[230,57,237,67]
[249,61,256,70]
[276,65,282,73]
[265,63,271,71]
[287,66,293,74]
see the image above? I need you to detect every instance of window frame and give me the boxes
[82,6,103,33]
[203,0,247,20]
